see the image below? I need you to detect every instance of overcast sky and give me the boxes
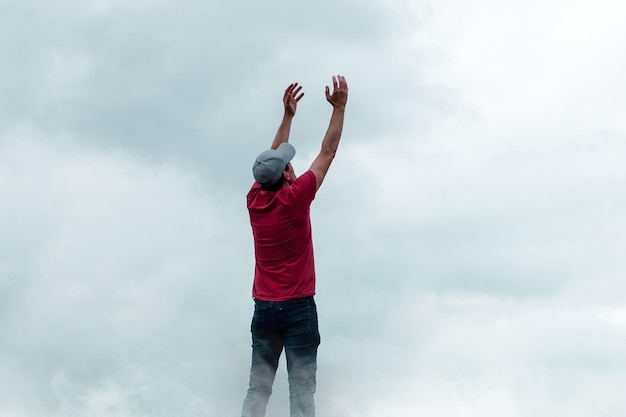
[1,0,625,416]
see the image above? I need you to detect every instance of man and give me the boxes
[241,75,348,417]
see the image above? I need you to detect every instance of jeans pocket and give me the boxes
[285,305,320,348]
[288,305,315,334]
[251,305,267,332]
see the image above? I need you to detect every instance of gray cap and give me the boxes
[252,142,296,184]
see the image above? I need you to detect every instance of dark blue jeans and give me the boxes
[241,296,321,417]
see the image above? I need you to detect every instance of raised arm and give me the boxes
[309,75,348,190]
[271,82,304,150]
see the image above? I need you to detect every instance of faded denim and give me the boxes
[241,296,321,417]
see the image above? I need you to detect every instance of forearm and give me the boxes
[271,113,294,150]
[320,107,345,155]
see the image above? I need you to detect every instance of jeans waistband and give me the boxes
[254,295,315,307]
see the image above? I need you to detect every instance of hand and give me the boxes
[283,82,304,116]
[325,75,348,109]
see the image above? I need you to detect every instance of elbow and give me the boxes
[321,147,337,160]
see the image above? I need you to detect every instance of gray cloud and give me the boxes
[0,0,425,190]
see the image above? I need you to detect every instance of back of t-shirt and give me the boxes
[247,170,318,301]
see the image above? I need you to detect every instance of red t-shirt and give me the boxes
[247,170,317,301]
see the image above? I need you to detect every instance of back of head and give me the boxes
[260,175,285,191]
[252,143,295,185]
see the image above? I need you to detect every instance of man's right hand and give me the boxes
[284,83,304,117]
[325,75,348,109]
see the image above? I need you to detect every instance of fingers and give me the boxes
[284,82,297,97]
[284,83,304,101]
[285,76,346,106]
[325,75,348,108]
[293,84,304,102]
[284,83,294,98]
[328,75,347,94]
[335,75,347,90]
[339,75,348,90]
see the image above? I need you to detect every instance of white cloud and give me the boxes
[2,0,626,416]
[0,130,253,416]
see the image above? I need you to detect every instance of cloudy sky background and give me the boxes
[1,0,625,416]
